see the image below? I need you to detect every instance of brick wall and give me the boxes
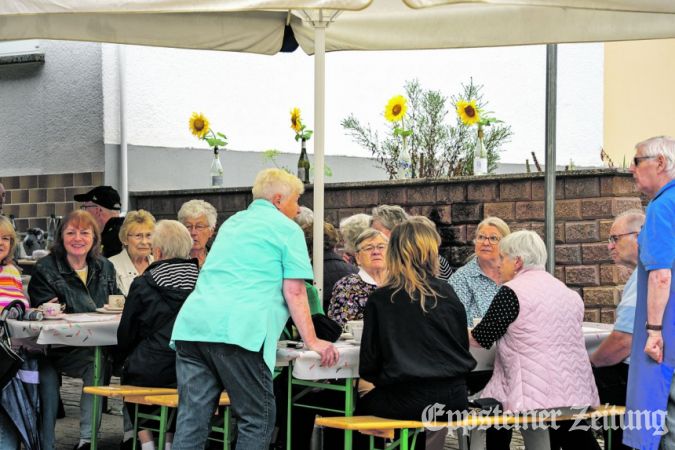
[130,168,642,323]
[0,172,104,231]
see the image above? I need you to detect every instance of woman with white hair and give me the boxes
[339,213,371,264]
[470,230,599,449]
[177,199,217,268]
[117,220,199,450]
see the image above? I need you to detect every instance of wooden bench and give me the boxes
[315,405,626,450]
[125,392,232,450]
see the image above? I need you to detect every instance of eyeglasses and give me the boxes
[358,244,387,254]
[608,231,638,245]
[476,234,501,245]
[80,204,98,210]
[128,232,153,241]
[633,155,656,167]
[184,224,211,232]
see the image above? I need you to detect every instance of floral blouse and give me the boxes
[327,270,378,329]
[448,257,500,326]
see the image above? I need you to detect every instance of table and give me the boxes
[275,322,613,449]
[8,313,121,450]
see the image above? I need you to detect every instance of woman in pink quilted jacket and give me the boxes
[470,230,600,449]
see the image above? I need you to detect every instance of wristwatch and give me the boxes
[646,323,663,331]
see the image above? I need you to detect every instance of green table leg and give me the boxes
[344,378,354,450]
[132,404,139,450]
[157,406,168,450]
[91,346,102,450]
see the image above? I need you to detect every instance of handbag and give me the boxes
[0,300,26,389]
[311,314,342,343]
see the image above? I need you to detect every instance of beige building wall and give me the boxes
[604,39,675,167]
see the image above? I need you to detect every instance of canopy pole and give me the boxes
[118,44,129,212]
[312,22,327,301]
[545,43,557,274]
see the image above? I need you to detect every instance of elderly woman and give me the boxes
[0,216,28,311]
[29,210,120,450]
[448,216,511,326]
[302,222,358,311]
[358,220,476,450]
[109,209,156,295]
[471,231,600,449]
[0,216,28,450]
[328,228,387,328]
[177,199,217,268]
[117,220,198,450]
[338,213,371,265]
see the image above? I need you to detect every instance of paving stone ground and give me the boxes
[58,377,604,450]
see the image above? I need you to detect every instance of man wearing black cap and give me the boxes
[74,186,124,258]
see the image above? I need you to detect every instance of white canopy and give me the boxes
[2,0,674,292]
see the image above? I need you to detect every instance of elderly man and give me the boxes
[590,209,644,450]
[624,136,675,450]
[171,168,338,450]
[74,185,123,257]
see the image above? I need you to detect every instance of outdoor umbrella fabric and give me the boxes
[1,358,41,450]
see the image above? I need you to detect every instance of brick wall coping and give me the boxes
[131,168,632,198]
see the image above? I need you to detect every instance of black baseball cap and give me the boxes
[74,186,122,210]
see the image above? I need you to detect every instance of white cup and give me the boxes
[473,317,482,327]
[42,303,63,317]
[346,320,364,342]
[107,295,125,309]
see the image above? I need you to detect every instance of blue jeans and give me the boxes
[0,409,20,450]
[663,373,675,450]
[39,348,103,450]
[172,341,275,450]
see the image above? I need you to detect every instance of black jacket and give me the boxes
[28,252,120,312]
[117,258,199,387]
[323,250,358,311]
[101,217,124,258]
[359,279,477,387]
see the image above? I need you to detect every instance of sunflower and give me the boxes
[189,112,210,139]
[290,107,302,133]
[456,99,480,126]
[384,95,407,122]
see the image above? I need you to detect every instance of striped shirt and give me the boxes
[0,263,29,310]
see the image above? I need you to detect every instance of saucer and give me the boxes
[103,305,124,311]
[96,308,122,314]
[44,314,66,320]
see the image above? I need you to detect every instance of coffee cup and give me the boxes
[42,303,63,317]
[346,320,364,343]
[107,295,125,309]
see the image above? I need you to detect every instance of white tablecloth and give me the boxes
[7,313,121,347]
[276,322,613,380]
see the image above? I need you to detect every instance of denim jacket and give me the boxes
[28,253,120,313]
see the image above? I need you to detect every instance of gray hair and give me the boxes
[339,213,372,254]
[499,230,547,270]
[615,208,645,233]
[178,200,217,229]
[635,136,675,178]
[354,228,388,252]
[152,220,193,259]
[295,206,314,228]
[476,216,511,239]
[252,168,304,202]
[371,205,409,231]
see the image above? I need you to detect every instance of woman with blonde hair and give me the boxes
[358,220,476,449]
[109,209,156,295]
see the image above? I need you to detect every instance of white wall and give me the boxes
[0,41,104,176]
[103,43,603,168]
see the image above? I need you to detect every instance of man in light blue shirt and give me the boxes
[171,169,339,450]
[590,209,643,450]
